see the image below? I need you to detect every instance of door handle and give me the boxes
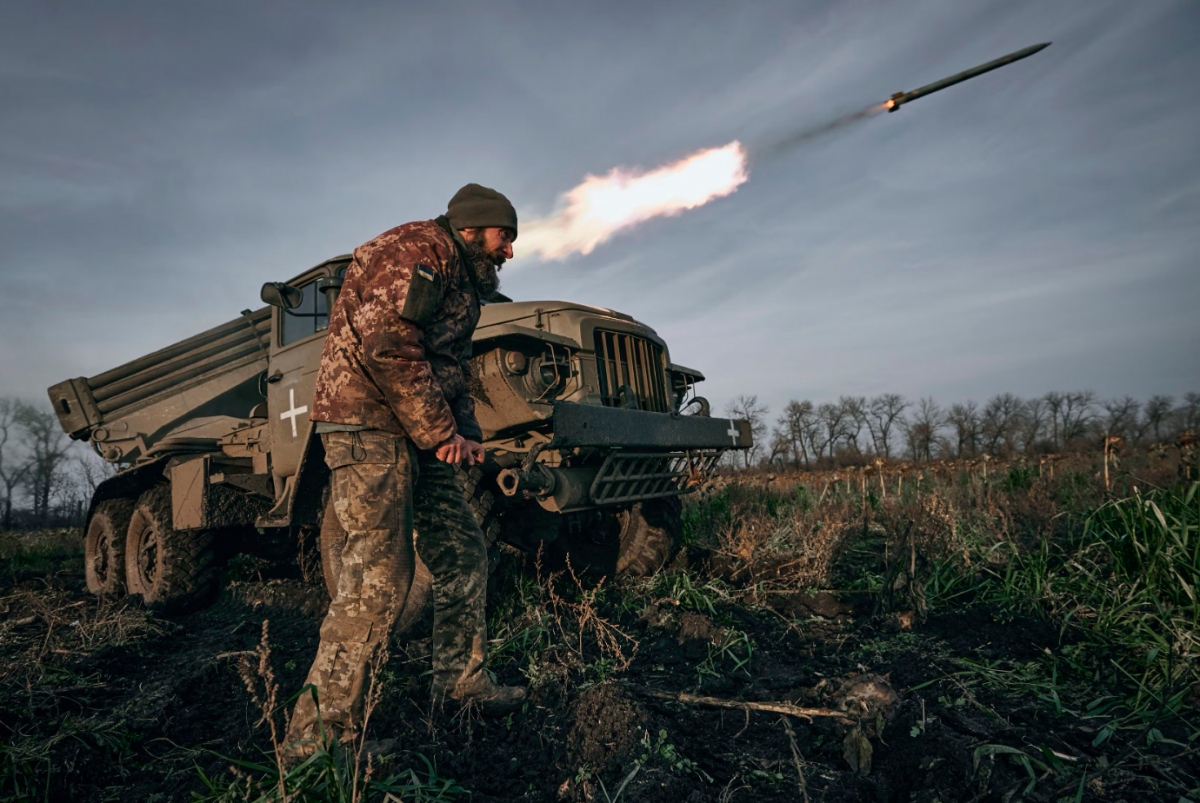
[266,371,283,384]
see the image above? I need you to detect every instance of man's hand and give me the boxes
[435,435,485,465]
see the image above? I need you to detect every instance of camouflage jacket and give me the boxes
[311,219,482,449]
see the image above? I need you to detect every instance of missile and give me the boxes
[884,42,1050,112]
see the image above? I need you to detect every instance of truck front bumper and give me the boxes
[550,402,752,450]
[511,403,753,510]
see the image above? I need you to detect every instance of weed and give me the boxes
[976,483,1199,704]
[0,529,81,580]
[196,747,465,803]
[194,620,465,803]
[651,571,728,614]
[638,729,712,783]
[696,629,755,684]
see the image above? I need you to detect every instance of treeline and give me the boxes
[0,399,110,530]
[725,391,1200,469]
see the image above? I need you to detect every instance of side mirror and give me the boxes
[261,282,304,310]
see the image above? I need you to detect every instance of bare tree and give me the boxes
[767,425,792,469]
[1020,397,1049,452]
[867,394,908,459]
[778,400,816,469]
[75,448,117,496]
[1142,395,1175,443]
[1180,393,1200,434]
[816,402,848,463]
[839,396,869,456]
[800,407,825,466]
[981,393,1025,455]
[902,397,943,462]
[725,395,768,468]
[1043,392,1065,450]
[0,399,30,530]
[946,401,980,458]
[1059,391,1097,447]
[1102,396,1140,442]
[16,402,74,524]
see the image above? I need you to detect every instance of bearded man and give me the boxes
[286,184,525,755]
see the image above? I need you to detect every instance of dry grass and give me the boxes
[543,557,639,673]
[200,619,460,803]
[0,587,161,688]
[687,484,855,590]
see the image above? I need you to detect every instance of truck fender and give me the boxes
[83,457,171,536]
[292,432,331,526]
[257,431,330,528]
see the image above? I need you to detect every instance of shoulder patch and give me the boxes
[400,263,442,327]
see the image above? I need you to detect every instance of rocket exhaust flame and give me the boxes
[519,142,749,261]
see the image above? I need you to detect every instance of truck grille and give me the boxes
[590,450,724,505]
[594,330,670,413]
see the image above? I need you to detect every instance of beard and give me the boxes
[463,230,503,299]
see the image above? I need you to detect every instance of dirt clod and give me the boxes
[567,682,646,773]
[675,611,722,644]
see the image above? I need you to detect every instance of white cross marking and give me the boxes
[727,422,740,446]
[280,388,308,438]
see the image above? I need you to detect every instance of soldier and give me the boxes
[286,184,526,756]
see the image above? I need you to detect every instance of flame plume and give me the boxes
[518,142,749,261]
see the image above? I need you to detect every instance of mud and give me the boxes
[1,538,1195,802]
[568,684,646,775]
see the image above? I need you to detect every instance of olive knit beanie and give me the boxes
[445,183,518,238]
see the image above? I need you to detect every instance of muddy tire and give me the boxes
[460,465,503,549]
[84,499,135,596]
[317,465,498,633]
[549,497,682,579]
[615,497,682,577]
[124,486,218,613]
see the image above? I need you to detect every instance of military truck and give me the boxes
[49,253,751,617]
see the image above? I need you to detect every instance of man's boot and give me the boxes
[281,722,344,768]
[442,675,526,716]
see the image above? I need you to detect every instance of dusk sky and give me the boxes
[3,0,1198,420]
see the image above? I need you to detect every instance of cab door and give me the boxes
[266,268,339,502]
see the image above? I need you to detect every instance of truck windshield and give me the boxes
[280,280,329,345]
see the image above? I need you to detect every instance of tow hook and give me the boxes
[497,464,556,498]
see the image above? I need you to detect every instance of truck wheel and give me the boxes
[318,466,499,633]
[84,499,135,596]
[615,497,683,577]
[124,486,218,613]
[461,465,503,548]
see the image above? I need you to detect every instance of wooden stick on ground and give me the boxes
[643,689,852,722]
[780,715,811,803]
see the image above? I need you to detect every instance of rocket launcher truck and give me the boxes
[49,253,751,618]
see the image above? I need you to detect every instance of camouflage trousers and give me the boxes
[287,430,488,746]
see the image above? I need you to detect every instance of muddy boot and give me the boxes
[354,738,399,764]
[281,726,341,769]
[441,676,527,716]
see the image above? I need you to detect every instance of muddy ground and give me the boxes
[1,530,1196,802]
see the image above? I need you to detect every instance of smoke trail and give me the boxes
[756,102,888,158]
[518,142,749,261]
